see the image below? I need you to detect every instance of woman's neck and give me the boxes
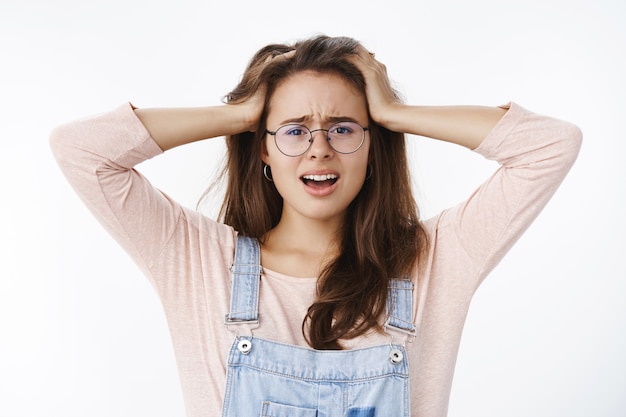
[260,214,344,278]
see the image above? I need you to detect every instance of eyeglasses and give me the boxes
[266,122,369,157]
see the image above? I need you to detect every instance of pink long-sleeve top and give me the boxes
[50,102,581,417]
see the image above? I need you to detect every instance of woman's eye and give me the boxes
[332,125,353,135]
[285,126,306,136]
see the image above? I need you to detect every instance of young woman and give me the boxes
[50,36,582,417]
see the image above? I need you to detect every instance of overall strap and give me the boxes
[385,279,417,337]
[225,235,262,324]
[226,235,416,337]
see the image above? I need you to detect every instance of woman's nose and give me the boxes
[307,130,334,159]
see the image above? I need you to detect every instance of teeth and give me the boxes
[302,174,338,181]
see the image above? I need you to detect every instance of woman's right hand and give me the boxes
[134,50,296,151]
[229,49,296,133]
[230,82,267,134]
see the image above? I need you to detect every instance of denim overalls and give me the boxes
[222,236,416,417]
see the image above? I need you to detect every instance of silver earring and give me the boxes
[263,164,273,182]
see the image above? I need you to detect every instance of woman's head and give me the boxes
[226,35,366,113]
[262,70,370,225]
[221,35,412,239]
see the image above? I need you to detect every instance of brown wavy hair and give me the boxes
[216,35,428,349]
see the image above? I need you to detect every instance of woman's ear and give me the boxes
[261,139,270,165]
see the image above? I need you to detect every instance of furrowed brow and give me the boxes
[279,115,311,125]
[279,115,361,125]
[326,116,361,124]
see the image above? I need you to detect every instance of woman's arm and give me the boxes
[372,103,507,150]
[350,46,582,288]
[350,48,506,149]
[134,90,264,151]
[50,104,188,277]
[49,48,277,274]
[136,51,295,151]
[49,99,262,288]
[133,105,250,151]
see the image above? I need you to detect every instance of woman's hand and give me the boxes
[229,49,296,133]
[233,83,267,133]
[134,51,296,151]
[350,46,402,129]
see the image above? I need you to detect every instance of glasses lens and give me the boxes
[275,124,311,156]
[273,122,366,156]
[327,122,364,154]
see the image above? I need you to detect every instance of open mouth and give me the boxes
[301,173,339,187]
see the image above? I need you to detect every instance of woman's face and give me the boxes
[263,70,370,225]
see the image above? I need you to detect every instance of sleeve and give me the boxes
[435,102,582,288]
[49,103,183,280]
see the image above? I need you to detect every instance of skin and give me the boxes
[260,71,371,277]
[134,46,506,277]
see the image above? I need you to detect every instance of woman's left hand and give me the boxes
[351,46,506,148]
[350,46,402,129]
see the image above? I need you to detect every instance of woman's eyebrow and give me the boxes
[279,115,310,125]
[278,115,362,125]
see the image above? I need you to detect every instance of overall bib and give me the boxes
[221,236,416,417]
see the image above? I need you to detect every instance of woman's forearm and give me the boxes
[383,103,507,150]
[134,104,252,151]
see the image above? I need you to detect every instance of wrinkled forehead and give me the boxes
[266,71,368,127]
